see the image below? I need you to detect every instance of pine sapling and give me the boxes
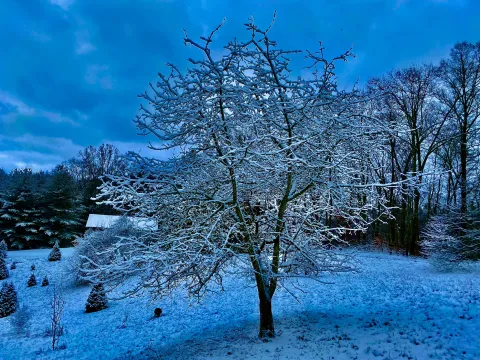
[0,240,7,258]
[85,283,108,313]
[42,276,49,287]
[0,256,9,280]
[0,282,18,318]
[10,304,31,335]
[27,273,37,287]
[31,264,35,271]
[10,262,16,270]
[48,242,62,262]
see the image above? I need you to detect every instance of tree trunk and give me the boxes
[258,289,274,338]
[460,123,468,215]
[411,188,420,255]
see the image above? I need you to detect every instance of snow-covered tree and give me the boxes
[10,304,31,335]
[48,242,62,262]
[38,166,85,247]
[27,273,37,287]
[0,239,7,258]
[73,217,138,284]
[0,255,9,280]
[0,282,18,318]
[84,17,390,337]
[85,283,108,313]
[42,276,50,287]
[422,209,480,268]
[0,169,42,249]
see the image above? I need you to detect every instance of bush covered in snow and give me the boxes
[0,239,7,258]
[0,281,18,318]
[27,273,37,287]
[42,276,49,287]
[0,255,9,280]
[422,210,480,270]
[85,283,108,313]
[10,304,31,335]
[71,217,140,284]
[48,242,61,262]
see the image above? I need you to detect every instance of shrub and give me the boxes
[422,210,480,270]
[85,283,108,313]
[27,273,37,287]
[48,242,62,262]
[73,217,140,284]
[10,262,16,270]
[31,264,35,271]
[0,256,9,280]
[0,282,18,318]
[10,305,31,335]
[42,276,49,287]
[0,240,7,258]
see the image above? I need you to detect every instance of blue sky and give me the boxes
[0,0,479,171]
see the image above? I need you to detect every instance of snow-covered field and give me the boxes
[0,249,479,360]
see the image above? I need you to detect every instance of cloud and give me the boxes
[84,65,113,89]
[49,0,75,11]
[75,29,96,55]
[0,134,84,171]
[0,91,78,125]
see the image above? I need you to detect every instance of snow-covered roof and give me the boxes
[86,214,158,231]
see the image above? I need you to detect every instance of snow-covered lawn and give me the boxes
[0,249,479,360]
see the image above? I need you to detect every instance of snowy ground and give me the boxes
[0,249,479,360]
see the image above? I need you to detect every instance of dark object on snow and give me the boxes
[154,308,162,318]
[10,262,16,270]
[0,256,8,280]
[31,264,35,271]
[0,282,18,318]
[48,242,61,262]
[0,240,7,258]
[27,273,37,287]
[41,276,49,287]
[85,283,108,313]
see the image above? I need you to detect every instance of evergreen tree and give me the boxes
[0,169,42,249]
[48,242,62,262]
[0,255,8,280]
[0,282,18,318]
[27,273,37,287]
[85,283,108,313]
[0,239,7,258]
[42,276,49,287]
[38,166,85,247]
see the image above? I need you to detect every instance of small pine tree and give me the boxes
[0,256,9,280]
[27,273,37,287]
[85,283,108,313]
[42,276,49,287]
[0,240,7,258]
[10,262,16,270]
[48,242,61,262]
[0,282,18,318]
[31,264,35,271]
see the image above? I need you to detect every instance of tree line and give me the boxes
[0,144,125,249]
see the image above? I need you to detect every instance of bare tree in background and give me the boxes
[50,283,65,350]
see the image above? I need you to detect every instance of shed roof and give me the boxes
[86,214,158,231]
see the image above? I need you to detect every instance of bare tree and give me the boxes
[85,17,390,337]
[369,65,448,255]
[50,283,65,350]
[438,42,480,217]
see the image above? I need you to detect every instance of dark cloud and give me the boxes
[1,0,479,170]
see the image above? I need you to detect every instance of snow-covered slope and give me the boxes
[0,249,478,359]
